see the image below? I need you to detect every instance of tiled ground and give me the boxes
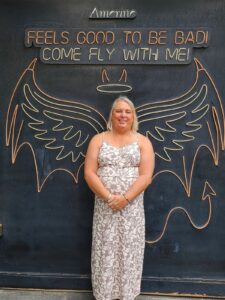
[0,290,222,300]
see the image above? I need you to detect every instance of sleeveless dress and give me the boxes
[92,138,145,300]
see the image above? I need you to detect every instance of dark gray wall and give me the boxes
[0,0,225,297]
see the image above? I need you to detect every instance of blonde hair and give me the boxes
[107,96,139,132]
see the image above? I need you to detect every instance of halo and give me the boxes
[96,83,132,94]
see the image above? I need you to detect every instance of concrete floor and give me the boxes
[0,289,222,300]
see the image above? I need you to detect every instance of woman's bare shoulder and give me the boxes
[137,132,151,144]
[89,132,105,146]
[137,132,154,150]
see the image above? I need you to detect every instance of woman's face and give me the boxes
[111,100,134,131]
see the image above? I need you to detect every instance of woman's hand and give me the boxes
[108,194,129,211]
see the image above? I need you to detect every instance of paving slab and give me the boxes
[0,289,222,300]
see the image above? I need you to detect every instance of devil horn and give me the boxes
[119,69,127,83]
[101,69,110,83]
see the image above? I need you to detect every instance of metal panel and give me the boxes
[0,0,225,297]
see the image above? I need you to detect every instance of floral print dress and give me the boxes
[92,139,145,300]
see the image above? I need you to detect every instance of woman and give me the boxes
[84,96,155,300]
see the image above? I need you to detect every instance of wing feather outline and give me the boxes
[137,58,225,163]
[6,58,107,191]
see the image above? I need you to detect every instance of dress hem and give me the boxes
[93,290,141,300]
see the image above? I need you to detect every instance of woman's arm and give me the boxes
[124,134,155,202]
[84,133,111,202]
[108,134,155,210]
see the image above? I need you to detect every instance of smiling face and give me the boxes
[111,100,134,132]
